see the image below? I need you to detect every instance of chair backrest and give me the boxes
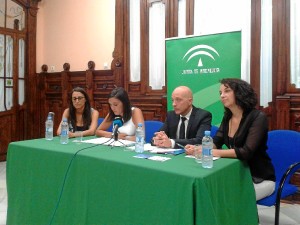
[267,130,300,182]
[98,118,104,126]
[144,120,164,143]
[210,125,219,137]
[97,118,113,132]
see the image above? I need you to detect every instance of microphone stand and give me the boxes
[110,128,126,149]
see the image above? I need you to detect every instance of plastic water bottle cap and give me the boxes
[204,130,211,136]
[47,116,52,120]
[63,118,67,122]
[138,123,143,127]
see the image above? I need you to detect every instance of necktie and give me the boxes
[179,117,186,139]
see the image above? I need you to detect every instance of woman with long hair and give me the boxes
[57,87,99,138]
[96,87,144,141]
[185,78,275,200]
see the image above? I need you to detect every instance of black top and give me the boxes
[213,109,275,182]
[75,126,85,131]
[69,124,86,132]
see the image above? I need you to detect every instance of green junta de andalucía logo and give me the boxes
[182,44,220,75]
[182,44,220,67]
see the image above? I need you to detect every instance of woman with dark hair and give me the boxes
[96,87,144,141]
[57,87,99,138]
[185,78,275,200]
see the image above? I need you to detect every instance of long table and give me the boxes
[6,137,258,225]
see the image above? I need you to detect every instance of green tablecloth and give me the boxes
[6,137,258,225]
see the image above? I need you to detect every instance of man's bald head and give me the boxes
[172,86,193,100]
[171,86,193,116]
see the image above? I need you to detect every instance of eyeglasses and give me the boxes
[72,96,85,102]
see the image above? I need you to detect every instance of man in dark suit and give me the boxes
[153,86,212,148]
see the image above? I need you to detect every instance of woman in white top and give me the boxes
[95,87,144,141]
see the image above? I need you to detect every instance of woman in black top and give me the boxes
[57,87,99,138]
[185,78,275,200]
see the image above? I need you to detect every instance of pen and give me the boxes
[156,152,168,155]
[176,143,185,149]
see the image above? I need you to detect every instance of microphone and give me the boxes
[112,116,123,141]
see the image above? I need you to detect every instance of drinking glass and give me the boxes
[194,144,202,163]
[74,131,83,143]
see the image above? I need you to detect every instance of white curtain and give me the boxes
[149,2,165,90]
[6,35,13,110]
[19,39,25,105]
[260,0,273,107]
[290,0,300,88]
[193,0,251,82]
[129,0,141,82]
[0,34,4,111]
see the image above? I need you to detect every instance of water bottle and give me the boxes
[202,130,213,168]
[48,112,55,121]
[135,123,144,153]
[45,116,53,140]
[60,118,69,144]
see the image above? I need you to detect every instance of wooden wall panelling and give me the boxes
[61,69,70,110]
[260,103,274,131]
[275,96,291,129]
[18,107,26,141]
[92,69,115,92]
[92,68,116,118]
[37,61,122,137]
[128,95,165,121]
[38,67,63,137]
[291,109,300,132]
[0,113,13,161]
[289,96,300,131]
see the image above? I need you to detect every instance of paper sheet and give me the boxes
[82,139,184,155]
[185,155,220,160]
[126,143,183,153]
[82,137,135,147]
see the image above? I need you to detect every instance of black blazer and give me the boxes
[213,109,275,182]
[158,106,212,148]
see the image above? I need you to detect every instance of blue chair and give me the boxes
[144,120,164,143]
[210,125,219,137]
[97,118,104,126]
[97,118,113,132]
[257,130,300,225]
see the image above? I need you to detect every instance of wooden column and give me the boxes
[86,61,95,106]
[26,1,40,139]
[61,63,70,109]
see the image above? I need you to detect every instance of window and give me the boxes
[290,0,300,88]
[0,0,26,112]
